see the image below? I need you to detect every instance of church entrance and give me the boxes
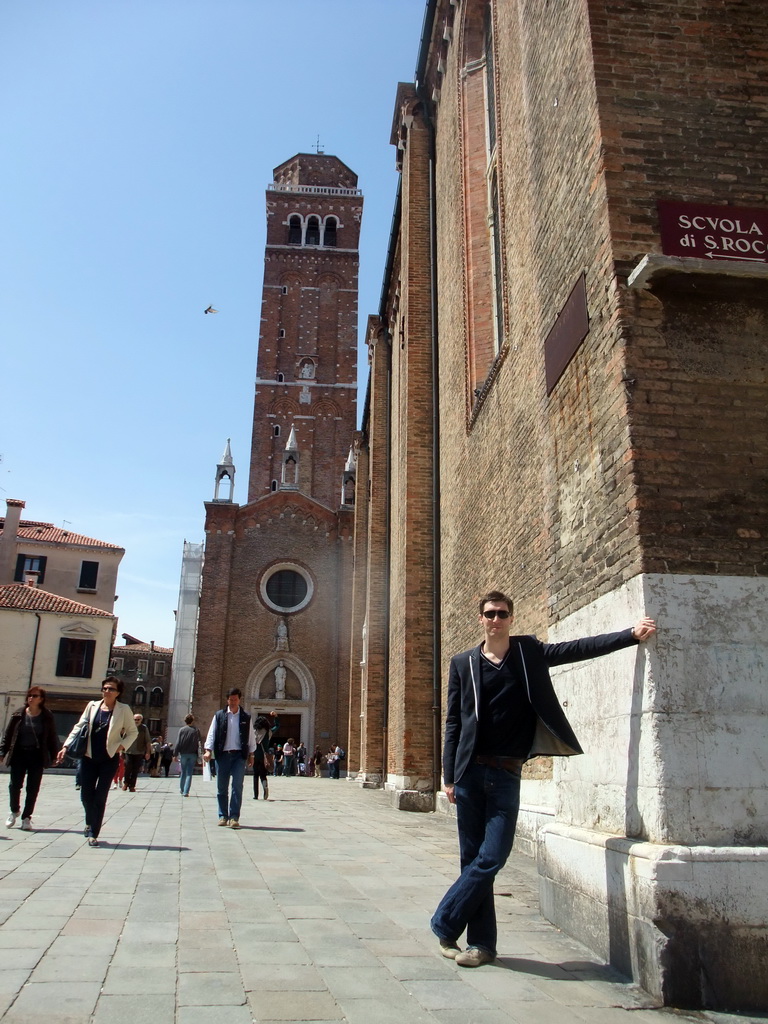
[273,713,302,746]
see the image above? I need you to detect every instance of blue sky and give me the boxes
[0,0,425,647]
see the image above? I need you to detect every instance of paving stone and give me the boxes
[7,980,102,1017]
[0,949,46,971]
[0,929,59,949]
[178,972,247,1006]
[337,996,438,1024]
[247,989,341,1020]
[179,946,239,973]
[177,1007,255,1024]
[380,955,457,981]
[407,979,502,1011]
[92,993,175,1024]
[31,955,111,983]
[236,941,312,965]
[240,963,327,992]
[0,971,33,994]
[109,941,177,967]
[102,965,176,994]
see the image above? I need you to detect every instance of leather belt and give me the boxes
[474,754,525,774]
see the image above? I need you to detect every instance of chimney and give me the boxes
[24,570,40,587]
[0,499,26,585]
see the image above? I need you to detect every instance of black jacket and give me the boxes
[442,629,638,785]
[0,707,60,768]
[211,707,252,759]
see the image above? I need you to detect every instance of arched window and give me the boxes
[288,215,302,244]
[134,685,146,706]
[460,0,507,410]
[271,479,278,492]
[323,217,337,247]
[273,424,281,437]
[305,216,320,245]
[277,372,284,383]
[150,686,164,707]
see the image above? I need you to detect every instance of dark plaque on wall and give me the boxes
[544,273,589,396]
[657,201,768,263]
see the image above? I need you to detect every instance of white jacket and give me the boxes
[65,700,138,759]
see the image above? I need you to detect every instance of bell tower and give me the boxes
[194,150,361,761]
[248,153,363,507]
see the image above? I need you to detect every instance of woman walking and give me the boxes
[174,714,202,797]
[1,687,60,831]
[56,677,137,847]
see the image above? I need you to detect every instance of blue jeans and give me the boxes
[179,754,196,795]
[215,751,247,821]
[431,762,521,956]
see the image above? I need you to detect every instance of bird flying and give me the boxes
[204,306,219,314]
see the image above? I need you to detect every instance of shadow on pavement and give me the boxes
[237,825,305,833]
[495,956,606,979]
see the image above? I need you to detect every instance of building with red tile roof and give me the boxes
[0,498,124,614]
[0,582,117,741]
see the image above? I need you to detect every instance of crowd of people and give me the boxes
[0,679,345,845]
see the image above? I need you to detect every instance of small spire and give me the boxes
[213,439,236,502]
[285,425,298,451]
[220,438,234,465]
[344,446,356,473]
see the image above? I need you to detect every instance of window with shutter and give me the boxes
[56,638,96,677]
[14,554,47,584]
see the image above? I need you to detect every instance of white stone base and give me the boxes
[355,770,382,789]
[385,774,434,811]
[538,822,768,1011]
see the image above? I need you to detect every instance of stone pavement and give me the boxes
[0,774,753,1024]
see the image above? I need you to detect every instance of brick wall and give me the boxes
[589,0,768,575]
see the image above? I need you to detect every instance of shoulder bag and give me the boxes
[67,712,92,759]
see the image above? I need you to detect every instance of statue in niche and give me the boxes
[299,359,315,379]
[276,618,289,651]
[274,660,287,700]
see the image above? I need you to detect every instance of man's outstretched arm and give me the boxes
[542,618,656,667]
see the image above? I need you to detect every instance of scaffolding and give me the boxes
[166,540,204,743]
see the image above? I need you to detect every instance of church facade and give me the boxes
[349,0,768,1011]
[193,153,361,756]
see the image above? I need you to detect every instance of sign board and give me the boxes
[545,273,589,396]
[657,201,768,263]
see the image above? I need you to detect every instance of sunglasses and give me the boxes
[482,609,510,620]
[102,686,118,693]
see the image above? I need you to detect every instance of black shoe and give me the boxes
[84,825,92,838]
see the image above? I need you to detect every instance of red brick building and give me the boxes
[351,0,768,1010]
[193,153,361,754]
